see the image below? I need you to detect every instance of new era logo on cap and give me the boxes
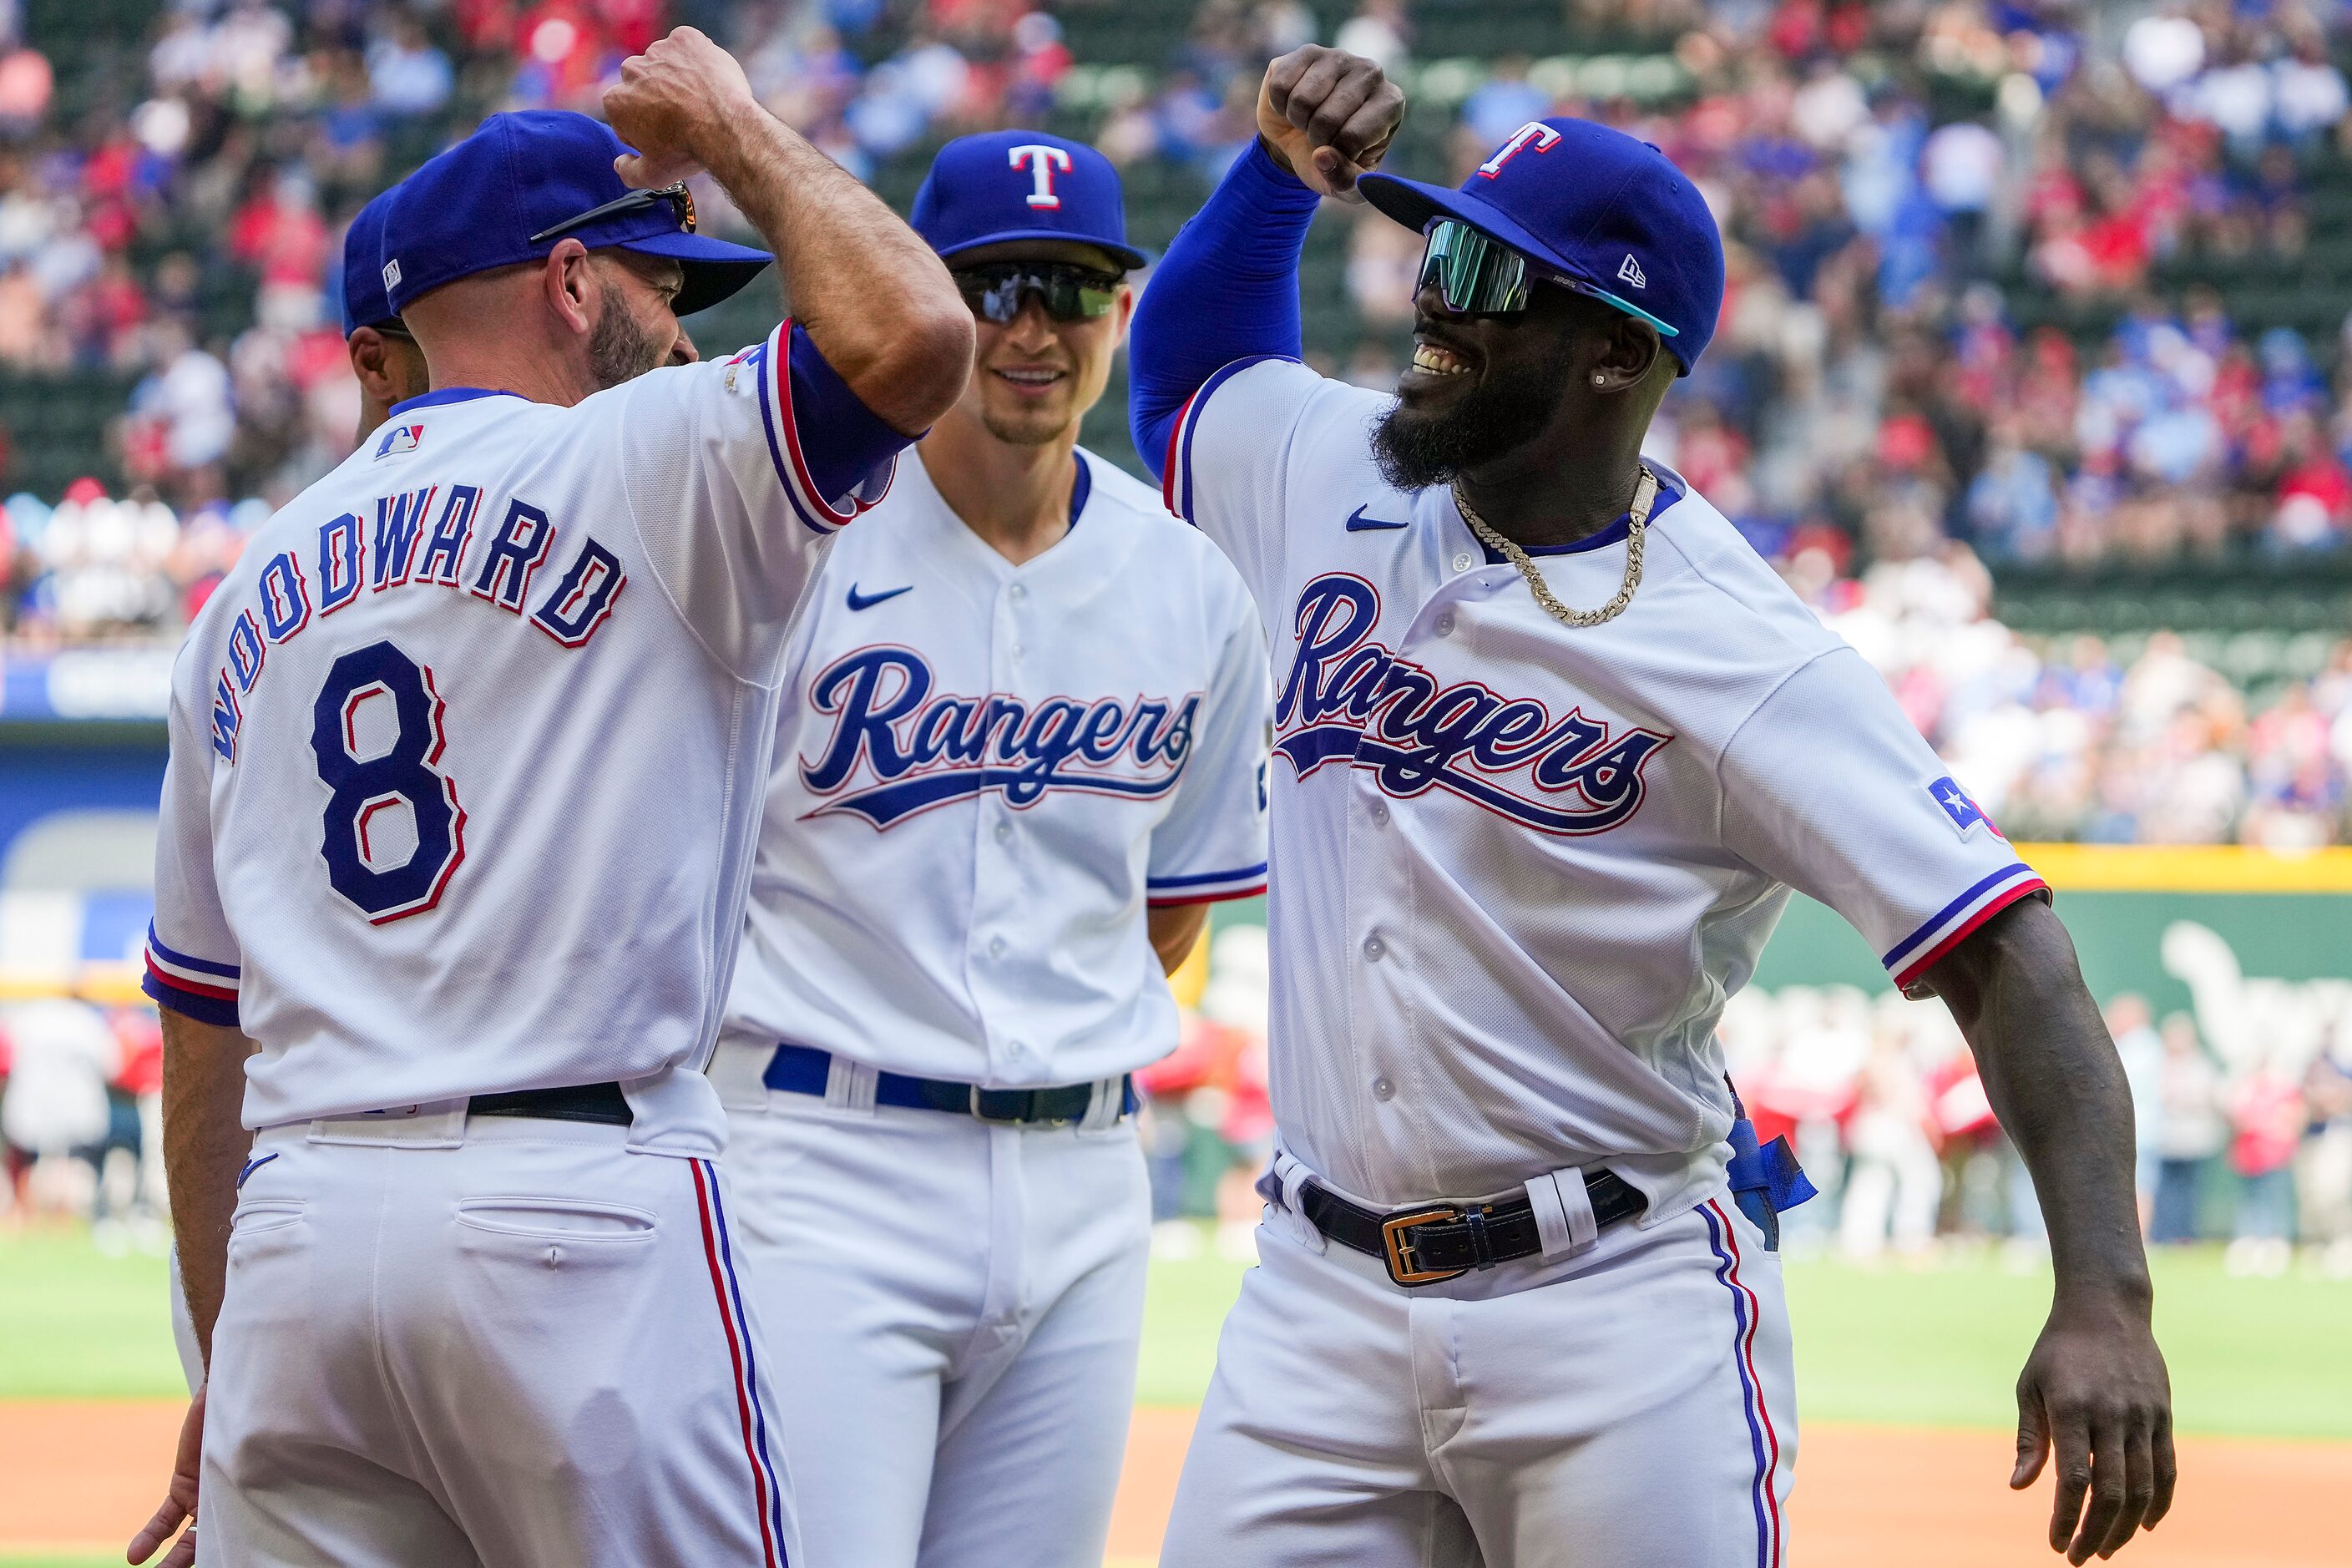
[1617,254,1646,289]
[382,258,401,291]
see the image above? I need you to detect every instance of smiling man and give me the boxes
[709,130,1268,1568]
[1130,44,2175,1568]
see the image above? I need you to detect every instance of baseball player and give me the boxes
[125,31,971,1568]
[711,130,1269,1568]
[340,185,426,440]
[1128,47,2175,1568]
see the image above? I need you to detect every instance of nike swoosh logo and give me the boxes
[1345,504,1409,532]
[846,583,913,612]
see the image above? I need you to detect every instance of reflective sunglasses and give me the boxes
[529,182,696,245]
[1414,219,1678,337]
[952,262,1122,324]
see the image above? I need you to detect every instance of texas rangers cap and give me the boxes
[1358,117,1724,374]
[911,130,1148,271]
[382,110,771,318]
[340,185,401,336]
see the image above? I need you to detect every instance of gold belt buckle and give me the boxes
[1380,1204,1467,1286]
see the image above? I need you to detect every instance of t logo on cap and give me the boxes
[1477,123,1562,179]
[1009,144,1074,209]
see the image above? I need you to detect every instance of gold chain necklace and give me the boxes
[1451,465,1658,629]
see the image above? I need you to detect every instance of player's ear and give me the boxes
[1591,314,1662,394]
[542,239,596,339]
[1112,281,1137,347]
[346,328,387,391]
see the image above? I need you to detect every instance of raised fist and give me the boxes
[1256,45,1406,202]
[604,28,760,189]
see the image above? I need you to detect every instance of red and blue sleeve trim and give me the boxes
[1146,862,1269,907]
[143,921,240,1026]
[1162,354,1299,523]
[755,320,898,538]
[1883,863,2051,994]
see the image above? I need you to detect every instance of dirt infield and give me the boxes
[6,1400,2344,1565]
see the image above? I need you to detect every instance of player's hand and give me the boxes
[2011,1297,2174,1561]
[1256,45,1404,203]
[125,1385,205,1567]
[604,27,762,189]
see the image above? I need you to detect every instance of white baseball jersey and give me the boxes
[143,322,903,1152]
[1165,358,2048,1214]
[719,447,1269,1086]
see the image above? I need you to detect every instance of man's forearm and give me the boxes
[1130,138,1319,479]
[701,112,970,433]
[1925,898,2151,1302]
[160,1012,258,1369]
[1149,903,1210,976]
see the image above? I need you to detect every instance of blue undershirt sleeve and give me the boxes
[787,321,910,506]
[1130,139,1321,484]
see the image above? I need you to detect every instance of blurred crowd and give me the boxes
[0,0,2350,865]
[1717,983,2352,1277]
[0,0,2343,554]
[1813,549,2352,846]
[1129,928,2352,1277]
[0,994,166,1247]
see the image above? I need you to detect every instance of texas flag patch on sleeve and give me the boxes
[1929,775,2004,839]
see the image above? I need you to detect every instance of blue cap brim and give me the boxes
[1357,172,1683,346]
[614,230,773,316]
[932,228,1148,271]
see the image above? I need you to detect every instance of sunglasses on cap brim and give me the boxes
[529,182,697,246]
[1414,219,1678,337]
[951,261,1123,324]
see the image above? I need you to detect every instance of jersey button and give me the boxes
[989,936,1008,959]
[1368,801,1389,825]
[1362,935,1384,961]
[1434,613,1455,637]
[994,822,1012,843]
[1009,584,1027,600]
[1372,1075,1395,1102]
[1452,552,1474,573]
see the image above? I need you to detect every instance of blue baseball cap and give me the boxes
[911,130,1147,271]
[382,110,771,319]
[341,185,401,336]
[1359,118,1724,375]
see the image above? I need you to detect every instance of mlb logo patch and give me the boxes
[1929,775,2004,839]
[374,422,423,459]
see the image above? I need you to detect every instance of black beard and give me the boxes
[588,300,668,391]
[1371,333,1580,490]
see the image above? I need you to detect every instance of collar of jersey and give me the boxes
[1472,470,1684,564]
[387,387,530,417]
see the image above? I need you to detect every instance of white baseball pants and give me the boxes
[198,1111,795,1567]
[725,1083,1151,1568]
[1161,1195,1796,1568]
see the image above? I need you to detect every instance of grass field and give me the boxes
[4,1227,2348,1566]
[11,1227,2348,1434]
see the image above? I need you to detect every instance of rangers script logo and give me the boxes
[799,646,1198,827]
[1275,574,1670,834]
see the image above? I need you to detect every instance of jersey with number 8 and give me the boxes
[144,323,899,1151]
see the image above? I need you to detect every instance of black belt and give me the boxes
[469,1081,633,1126]
[764,1043,1135,1125]
[1302,1169,1645,1287]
